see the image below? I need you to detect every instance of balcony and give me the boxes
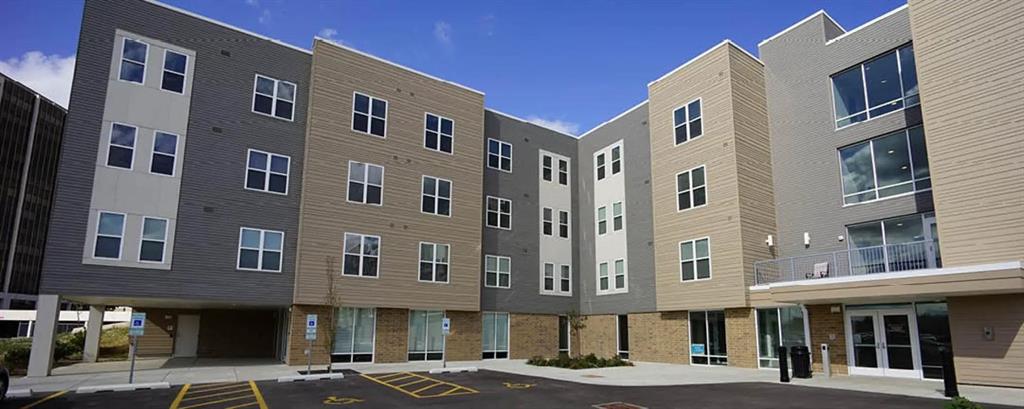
[754,240,942,286]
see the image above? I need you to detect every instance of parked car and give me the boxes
[0,364,9,401]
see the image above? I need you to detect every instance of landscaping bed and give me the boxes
[527,353,633,369]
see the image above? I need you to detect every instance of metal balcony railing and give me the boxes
[754,240,941,286]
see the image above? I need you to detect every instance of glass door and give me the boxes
[689,311,727,365]
[847,312,883,376]
[846,308,922,378]
[332,307,375,363]
[408,310,445,361]
[924,214,940,268]
[482,312,509,359]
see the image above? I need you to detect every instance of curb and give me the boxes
[76,382,170,394]
[429,367,478,374]
[277,373,346,382]
[8,388,32,398]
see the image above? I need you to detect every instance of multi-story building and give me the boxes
[26,0,1022,388]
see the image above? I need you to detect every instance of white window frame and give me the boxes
[93,211,126,260]
[106,122,137,171]
[418,242,450,283]
[117,37,148,84]
[487,138,512,173]
[542,207,554,236]
[420,175,453,217]
[541,155,554,182]
[679,237,712,282]
[597,258,628,295]
[612,201,624,232]
[138,216,169,264]
[540,262,570,296]
[149,130,178,177]
[342,232,381,278]
[245,148,290,195]
[610,145,622,175]
[482,311,510,359]
[558,210,570,239]
[596,206,608,236]
[676,165,707,212]
[423,112,454,155]
[597,261,609,293]
[160,49,188,94]
[346,161,384,206]
[485,196,512,230]
[558,158,570,186]
[754,306,813,370]
[236,227,284,273]
[673,97,703,146]
[352,91,388,138]
[484,255,511,289]
[690,310,728,366]
[595,152,606,181]
[559,263,572,295]
[251,74,296,121]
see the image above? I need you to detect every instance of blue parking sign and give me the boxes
[691,344,705,355]
[129,312,146,337]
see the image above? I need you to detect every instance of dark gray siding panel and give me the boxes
[40,0,309,306]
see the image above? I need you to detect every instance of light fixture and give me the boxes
[766,234,775,247]
[803,232,811,247]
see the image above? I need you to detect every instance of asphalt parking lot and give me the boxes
[3,369,1018,409]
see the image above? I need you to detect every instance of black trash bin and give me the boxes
[790,346,812,379]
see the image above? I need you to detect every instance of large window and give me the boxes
[482,312,510,359]
[484,255,510,288]
[832,44,919,128]
[673,98,703,145]
[418,242,449,283]
[237,227,283,272]
[487,139,512,172]
[150,131,177,176]
[598,259,627,294]
[847,212,940,274]
[347,161,383,205]
[421,176,452,217]
[352,92,387,137]
[160,50,187,93]
[756,307,808,368]
[94,211,125,259]
[679,237,711,282]
[541,263,571,295]
[408,310,444,361]
[107,123,137,170]
[839,126,930,205]
[118,38,147,84]
[486,196,511,230]
[252,74,296,121]
[246,149,290,195]
[139,217,168,263]
[915,302,952,380]
[332,307,375,363]
[343,233,380,277]
[617,315,630,359]
[690,310,727,365]
[676,165,707,211]
[424,113,454,154]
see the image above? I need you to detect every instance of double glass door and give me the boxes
[846,308,921,378]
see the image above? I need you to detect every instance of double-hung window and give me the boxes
[676,165,707,211]
[558,210,570,239]
[347,161,384,205]
[150,131,177,176]
[421,176,452,216]
[352,92,387,137]
[595,153,606,181]
[596,206,607,235]
[839,126,930,205]
[418,242,450,283]
[542,155,554,182]
[486,196,512,230]
[237,227,283,272]
[680,237,711,281]
[610,146,622,175]
[252,74,296,121]
[119,38,147,83]
[558,158,569,185]
[542,208,553,236]
[487,139,512,172]
[612,202,624,232]
[542,263,570,295]
[94,211,125,259]
[343,233,380,277]
[598,262,609,291]
[673,98,703,145]
[160,50,187,93]
[597,259,627,293]
[139,217,168,263]
[107,123,137,169]
[832,44,919,128]
[245,149,290,195]
[424,113,454,154]
[559,264,571,294]
[484,255,511,288]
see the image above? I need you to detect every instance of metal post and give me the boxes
[128,336,137,384]
[306,339,312,375]
[821,343,831,378]
[442,333,447,369]
[940,346,959,398]
[778,346,790,383]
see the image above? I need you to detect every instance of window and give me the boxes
[421,176,452,216]
[612,202,624,232]
[598,259,627,294]
[541,262,569,295]
[150,131,177,176]
[560,264,571,293]
[343,233,380,277]
[617,315,630,359]
[673,98,703,145]
[352,92,387,137]
[252,74,296,121]
[118,38,147,83]
[139,217,168,263]
[680,238,711,281]
[595,153,606,180]
[614,259,626,290]
[94,212,125,259]
[408,310,444,361]
[542,155,553,182]
[839,126,930,205]
[160,50,187,93]
[482,312,510,359]
[424,113,454,154]
[597,206,607,235]
[542,207,553,236]
[676,165,707,211]
[245,149,290,195]
[598,262,609,291]
[332,307,375,363]
[756,307,808,369]
[558,210,570,239]
[487,139,512,172]
[485,255,511,288]
[347,161,383,205]
[690,310,727,365]
[486,196,512,230]
[610,145,622,175]
[543,262,555,292]
[418,242,449,283]
[237,227,283,272]
[847,212,940,274]
[558,159,569,185]
[107,123,137,169]
[558,316,570,354]
[832,44,919,128]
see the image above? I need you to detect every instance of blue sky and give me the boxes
[0,0,904,134]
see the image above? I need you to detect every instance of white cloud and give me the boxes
[525,116,580,136]
[318,28,340,41]
[245,0,259,5]
[258,9,272,24]
[0,51,75,108]
[434,21,453,47]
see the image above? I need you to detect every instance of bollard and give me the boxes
[939,345,959,398]
[821,344,831,378]
[778,346,790,383]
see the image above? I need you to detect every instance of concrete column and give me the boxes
[28,294,60,377]
[83,305,106,363]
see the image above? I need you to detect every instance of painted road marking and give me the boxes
[503,382,535,389]
[592,402,649,409]
[323,396,365,405]
[169,381,264,409]
[19,390,67,409]
[361,372,478,399]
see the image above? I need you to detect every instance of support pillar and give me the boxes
[28,294,60,377]
[83,305,106,363]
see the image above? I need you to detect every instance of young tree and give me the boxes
[323,256,341,373]
[566,309,587,358]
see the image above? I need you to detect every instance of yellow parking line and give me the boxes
[362,372,479,399]
[19,390,67,409]
[179,395,253,409]
[181,388,252,401]
[396,377,432,388]
[188,382,237,392]
[224,402,259,409]
[438,387,475,397]
[184,383,248,395]
[249,380,269,409]
[169,384,190,409]
[384,374,416,383]
[361,373,421,399]
[410,381,445,394]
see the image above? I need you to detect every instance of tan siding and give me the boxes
[948,294,1024,388]
[294,40,484,311]
[908,0,1024,266]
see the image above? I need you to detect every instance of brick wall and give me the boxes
[630,311,689,363]
[374,308,408,363]
[578,314,617,357]
[287,304,333,365]
[445,310,481,361]
[807,304,847,375]
[725,308,757,368]
[510,313,559,359]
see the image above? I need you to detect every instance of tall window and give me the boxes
[333,307,375,363]
[343,233,380,277]
[542,155,554,182]
[612,202,624,231]
[94,212,125,259]
[246,149,290,195]
[617,315,630,359]
[680,238,711,281]
[558,210,570,239]
[595,153,606,180]
[139,217,168,263]
[832,44,918,128]
[756,307,807,368]
[614,259,626,290]
[542,263,569,295]
[558,158,569,185]
[424,113,454,154]
[486,196,512,230]
[119,38,147,83]
[690,310,727,365]
[252,74,296,121]
[598,262,609,292]
[237,227,283,272]
[676,165,707,211]
[487,139,512,172]
[673,98,703,145]
[596,206,607,235]
[839,126,930,205]
[542,207,553,236]
[352,92,387,137]
[558,316,570,354]
[482,312,510,359]
[542,262,555,292]
[408,310,444,361]
[598,259,627,294]
[610,145,622,175]
[418,242,449,283]
[107,123,137,169]
[150,131,177,176]
[559,264,571,294]
[421,176,452,216]
[160,50,187,93]
[485,255,511,288]
[347,161,384,205]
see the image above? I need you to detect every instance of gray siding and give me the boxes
[759,8,933,260]
[577,103,657,314]
[40,0,309,307]
[480,111,579,314]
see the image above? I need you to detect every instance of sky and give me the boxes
[0,0,905,135]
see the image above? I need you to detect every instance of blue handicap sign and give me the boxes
[691,344,705,355]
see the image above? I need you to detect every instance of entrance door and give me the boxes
[924,215,941,268]
[845,309,921,378]
[174,314,200,357]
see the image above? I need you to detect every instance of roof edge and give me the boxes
[577,100,648,139]
[484,108,579,139]
[144,0,312,55]
[647,39,761,87]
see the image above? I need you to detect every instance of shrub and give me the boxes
[0,338,33,372]
[55,330,87,361]
[945,397,984,409]
[526,353,633,369]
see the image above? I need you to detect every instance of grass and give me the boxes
[99,326,130,359]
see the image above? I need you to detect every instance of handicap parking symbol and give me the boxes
[323,396,364,405]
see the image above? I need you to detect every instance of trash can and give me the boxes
[790,346,812,379]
